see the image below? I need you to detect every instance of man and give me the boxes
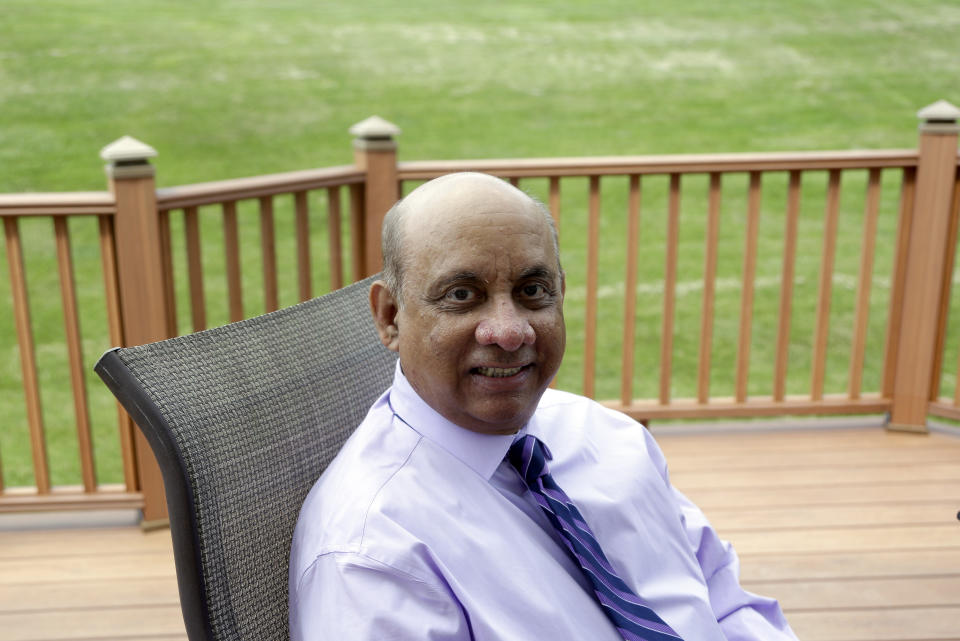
[289,172,797,640]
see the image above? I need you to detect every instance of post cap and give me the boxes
[100,136,158,163]
[917,99,960,122]
[917,100,960,134]
[101,136,157,179]
[350,116,401,151]
[349,116,401,140]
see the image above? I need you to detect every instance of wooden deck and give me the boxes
[1,425,958,641]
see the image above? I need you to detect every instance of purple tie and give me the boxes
[507,434,683,641]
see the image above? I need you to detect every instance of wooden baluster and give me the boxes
[811,170,841,401]
[259,196,278,312]
[295,191,312,301]
[735,172,762,403]
[4,216,49,494]
[660,174,680,405]
[98,215,137,492]
[548,176,562,391]
[848,169,881,400]
[348,182,365,282]
[549,176,561,236]
[697,173,721,404]
[222,201,244,322]
[774,171,801,401]
[327,187,344,290]
[184,206,206,331]
[620,175,641,406]
[584,176,600,398]
[881,168,916,398]
[157,210,178,337]
[54,217,96,492]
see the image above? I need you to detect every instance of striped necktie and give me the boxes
[507,434,683,641]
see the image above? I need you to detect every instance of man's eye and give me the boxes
[445,287,476,302]
[520,284,546,298]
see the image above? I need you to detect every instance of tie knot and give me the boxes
[506,434,551,486]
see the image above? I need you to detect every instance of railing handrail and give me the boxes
[0,192,116,216]
[156,164,365,210]
[397,148,922,179]
[0,150,925,216]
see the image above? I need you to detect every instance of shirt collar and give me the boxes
[387,360,517,480]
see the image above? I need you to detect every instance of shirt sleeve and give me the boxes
[673,488,799,641]
[290,551,470,641]
[641,429,799,641]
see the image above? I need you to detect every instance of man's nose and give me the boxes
[475,300,536,351]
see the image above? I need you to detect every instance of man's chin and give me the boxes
[458,402,539,436]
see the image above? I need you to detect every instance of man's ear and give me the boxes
[370,280,401,352]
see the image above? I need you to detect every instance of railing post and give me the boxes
[888,100,960,433]
[101,136,170,526]
[350,116,401,277]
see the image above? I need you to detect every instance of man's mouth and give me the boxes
[473,365,529,378]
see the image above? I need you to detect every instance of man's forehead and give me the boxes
[397,173,559,281]
[408,207,554,260]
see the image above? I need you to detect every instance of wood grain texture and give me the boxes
[660,426,960,640]
[660,174,680,405]
[774,171,801,401]
[735,172,761,402]
[583,175,600,398]
[697,173,721,404]
[3,217,49,494]
[620,175,641,405]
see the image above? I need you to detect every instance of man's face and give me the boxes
[374,177,565,435]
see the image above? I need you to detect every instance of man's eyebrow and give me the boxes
[520,265,557,280]
[427,270,485,293]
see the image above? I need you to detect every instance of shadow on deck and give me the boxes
[1,424,958,641]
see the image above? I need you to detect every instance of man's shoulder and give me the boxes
[291,388,483,552]
[292,398,418,550]
[532,387,656,466]
[535,387,637,429]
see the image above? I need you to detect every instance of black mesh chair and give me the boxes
[94,276,397,641]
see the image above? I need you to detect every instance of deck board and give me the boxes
[0,425,957,640]
[746,576,960,609]
[658,425,960,641]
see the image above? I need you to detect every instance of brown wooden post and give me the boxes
[888,100,960,433]
[350,116,401,277]
[101,136,170,526]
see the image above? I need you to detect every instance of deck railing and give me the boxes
[1,104,958,522]
[396,151,937,421]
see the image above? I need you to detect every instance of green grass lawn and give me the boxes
[2,0,959,488]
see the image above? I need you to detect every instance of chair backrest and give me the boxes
[95,276,397,641]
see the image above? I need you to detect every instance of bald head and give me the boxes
[369,172,566,434]
[381,172,560,305]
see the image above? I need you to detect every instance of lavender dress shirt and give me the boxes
[289,362,797,640]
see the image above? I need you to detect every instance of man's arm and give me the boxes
[290,551,469,640]
[642,428,799,641]
[673,489,798,641]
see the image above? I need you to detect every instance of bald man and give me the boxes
[289,173,797,641]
